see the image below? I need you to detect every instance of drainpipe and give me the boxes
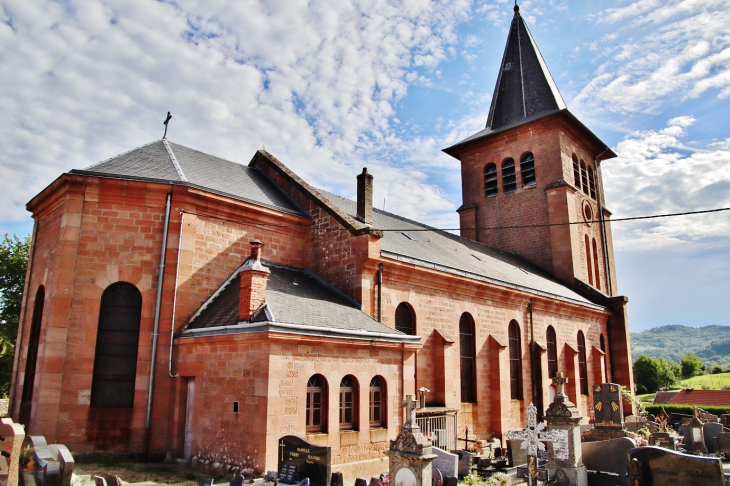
[145,192,172,457]
[528,300,537,411]
[168,211,184,378]
[594,150,612,296]
[377,263,383,322]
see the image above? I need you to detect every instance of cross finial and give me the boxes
[514,1,519,13]
[402,395,418,426]
[553,371,568,398]
[163,111,172,139]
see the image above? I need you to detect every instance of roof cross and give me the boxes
[163,111,172,139]
[507,403,561,456]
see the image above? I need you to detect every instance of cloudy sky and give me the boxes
[1,0,729,333]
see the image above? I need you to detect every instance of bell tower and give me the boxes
[443,3,618,296]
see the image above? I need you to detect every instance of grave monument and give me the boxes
[544,373,587,486]
[507,403,561,486]
[384,396,436,486]
[277,436,331,486]
[628,446,727,485]
[581,383,626,442]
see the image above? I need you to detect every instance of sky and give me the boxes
[1,0,729,334]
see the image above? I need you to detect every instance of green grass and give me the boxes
[636,393,656,403]
[676,372,730,390]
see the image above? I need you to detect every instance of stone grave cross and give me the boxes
[553,372,568,398]
[507,403,561,486]
[402,395,418,427]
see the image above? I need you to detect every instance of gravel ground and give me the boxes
[73,462,223,486]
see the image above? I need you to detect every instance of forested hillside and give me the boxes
[631,325,730,369]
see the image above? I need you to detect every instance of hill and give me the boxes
[631,325,730,368]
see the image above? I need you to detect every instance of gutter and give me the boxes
[594,149,612,296]
[168,212,184,378]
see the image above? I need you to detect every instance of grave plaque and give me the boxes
[718,432,730,456]
[628,446,726,485]
[277,436,331,486]
[550,430,569,461]
[648,433,675,450]
[430,448,457,479]
[19,436,60,486]
[592,383,623,429]
[704,422,723,453]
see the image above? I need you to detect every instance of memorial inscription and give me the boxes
[277,436,331,486]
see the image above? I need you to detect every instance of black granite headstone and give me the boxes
[19,436,60,486]
[277,436,331,486]
[353,479,367,486]
[628,446,726,485]
[230,475,243,486]
[330,472,343,486]
[592,383,623,429]
[442,477,457,486]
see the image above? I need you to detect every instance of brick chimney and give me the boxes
[357,167,373,225]
[239,240,270,321]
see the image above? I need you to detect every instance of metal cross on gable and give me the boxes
[507,402,561,457]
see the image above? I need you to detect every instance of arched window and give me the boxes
[600,334,606,353]
[546,326,558,379]
[91,282,142,408]
[307,374,328,433]
[369,376,386,427]
[572,154,581,189]
[578,331,588,395]
[585,235,593,286]
[459,313,476,403]
[587,166,596,199]
[600,333,607,382]
[484,163,498,197]
[580,161,589,195]
[520,152,536,188]
[508,320,522,400]
[340,375,358,430]
[22,286,45,404]
[592,238,601,291]
[502,158,517,193]
[395,303,415,335]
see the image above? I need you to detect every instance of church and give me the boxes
[9,4,633,478]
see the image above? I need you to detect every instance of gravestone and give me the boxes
[628,446,726,485]
[432,469,442,486]
[353,479,367,486]
[718,432,730,457]
[507,403,560,486]
[581,437,636,475]
[704,422,724,453]
[506,439,527,467]
[19,436,60,486]
[329,472,343,486]
[455,451,471,477]
[544,373,587,486]
[277,436,332,486]
[200,479,214,486]
[683,409,708,454]
[0,418,25,486]
[648,433,676,450]
[384,396,436,486]
[582,383,626,442]
[430,447,457,479]
[47,445,73,486]
[721,414,730,429]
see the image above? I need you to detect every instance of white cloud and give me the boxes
[604,117,730,252]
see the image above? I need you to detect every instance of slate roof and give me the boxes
[669,390,730,408]
[183,262,418,343]
[319,190,602,309]
[70,139,308,217]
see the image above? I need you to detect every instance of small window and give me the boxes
[592,238,601,291]
[585,235,593,286]
[459,313,477,403]
[580,161,589,195]
[546,326,558,379]
[395,302,415,335]
[587,166,596,199]
[369,376,386,427]
[340,375,358,430]
[578,331,588,395]
[572,154,581,189]
[508,320,522,400]
[520,152,536,187]
[307,375,328,433]
[502,158,517,193]
[484,163,498,197]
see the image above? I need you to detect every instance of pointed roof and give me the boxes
[485,3,566,130]
[443,5,614,159]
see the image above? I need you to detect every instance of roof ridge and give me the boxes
[84,139,163,170]
[163,139,187,182]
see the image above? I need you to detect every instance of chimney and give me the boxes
[357,167,374,225]
[239,240,270,321]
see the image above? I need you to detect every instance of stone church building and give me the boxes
[10,4,633,478]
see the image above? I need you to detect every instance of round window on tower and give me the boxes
[582,201,593,226]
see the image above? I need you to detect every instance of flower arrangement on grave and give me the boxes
[379,471,389,486]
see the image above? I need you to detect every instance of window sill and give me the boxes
[340,430,359,446]
[305,433,329,446]
[370,428,388,443]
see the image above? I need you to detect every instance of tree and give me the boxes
[633,354,680,393]
[713,364,723,374]
[680,352,706,378]
[0,234,30,397]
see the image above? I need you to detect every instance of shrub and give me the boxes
[713,365,723,374]
[644,404,730,417]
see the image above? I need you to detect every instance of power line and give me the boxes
[178,206,730,233]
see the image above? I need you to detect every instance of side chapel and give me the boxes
[10,4,633,478]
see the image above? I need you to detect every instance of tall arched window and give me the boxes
[577,331,588,395]
[572,154,581,189]
[484,163,498,197]
[91,282,142,408]
[340,375,358,430]
[587,166,596,199]
[592,238,601,291]
[369,376,386,428]
[502,158,517,193]
[508,320,522,400]
[585,235,593,286]
[395,303,415,335]
[600,333,607,382]
[520,152,536,187]
[22,286,45,404]
[307,374,328,433]
[580,161,589,195]
[459,313,476,403]
[546,326,558,379]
